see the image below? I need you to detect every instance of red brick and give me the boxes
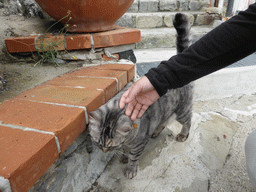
[69,68,127,91]
[102,54,119,61]
[0,99,86,153]
[65,34,91,50]
[15,85,105,113]
[0,125,58,192]
[92,27,141,48]
[35,34,65,52]
[45,75,117,101]
[5,35,37,53]
[93,64,135,82]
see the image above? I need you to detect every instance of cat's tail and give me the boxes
[173,13,192,53]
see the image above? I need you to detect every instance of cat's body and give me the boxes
[89,13,193,179]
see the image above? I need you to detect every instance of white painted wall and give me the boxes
[194,65,256,100]
[232,0,256,14]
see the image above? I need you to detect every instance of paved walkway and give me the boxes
[27,54,256,191]
[88,94,256,192]
[135,49,256,76]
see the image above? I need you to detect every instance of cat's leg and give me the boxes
[176,112,192,142]
[125,139,148,179]
[117,148,129,164]
[151,125,165,138]
[152,113,177,138]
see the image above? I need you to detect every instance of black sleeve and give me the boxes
[145,3,256,97]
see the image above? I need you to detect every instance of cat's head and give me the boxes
[88,100,133,153]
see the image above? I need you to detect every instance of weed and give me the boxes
[34,11,72,66]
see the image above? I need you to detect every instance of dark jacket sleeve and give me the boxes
[145,3,256,97]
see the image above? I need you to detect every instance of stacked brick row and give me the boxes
[0,64,135,192]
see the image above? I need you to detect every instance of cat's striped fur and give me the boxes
[89,13,193,179]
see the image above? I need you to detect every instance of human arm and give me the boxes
[146,3,256,96]
[120,3,256,119]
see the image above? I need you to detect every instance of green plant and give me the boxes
[34,11,72,66]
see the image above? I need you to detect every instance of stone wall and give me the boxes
[3,0,46,17]
[128,0,211,12]
[3,0,211,17]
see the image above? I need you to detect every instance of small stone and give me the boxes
[195,13,215,25]
[127,0,139,12]
[0,2,4,8]
[189,1,210,11]
[159,0,178,11]
[179,0,189,11]
[206,7,222,14]
[136,14,163,28]
[164,14,174,27]
[116,14,135,28]
[139,0,159,12]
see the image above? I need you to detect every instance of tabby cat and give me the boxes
[89,13,193,179]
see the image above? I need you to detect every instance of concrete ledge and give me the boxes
[194,65,256,101]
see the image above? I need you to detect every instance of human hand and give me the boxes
[119,76,160,121]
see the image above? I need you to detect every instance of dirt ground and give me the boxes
[0,8,81,102]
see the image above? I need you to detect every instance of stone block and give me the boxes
[163,14,174,27]
[136,14,163,28]
[195,13,215,25]
[187,13,195,26]
[116,14,136,28]
[191,113,238,170]
[127,0,139,12]
[159,0,178,11]
[206,7,222,14]
[139,0,159,12]
[136,32,176,49]
[189,1,210,11]
[189,2,202,11]
[179,0,189,11]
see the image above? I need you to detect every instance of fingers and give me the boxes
[119,89,130,109]
[125,100,137,116]
[130,103,142,121]
[137,105,148,119]
[119,76,156,120]
[125,83,141,103]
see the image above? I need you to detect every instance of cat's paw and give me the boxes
[176,133,189,142]
[124,164,138,179]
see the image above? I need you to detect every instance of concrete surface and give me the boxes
[29,85,256,192]
[85,51,256,192]
[88,93,256,192]
[89,87,256,192]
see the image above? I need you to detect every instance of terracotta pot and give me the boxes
[35,0,134,33]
